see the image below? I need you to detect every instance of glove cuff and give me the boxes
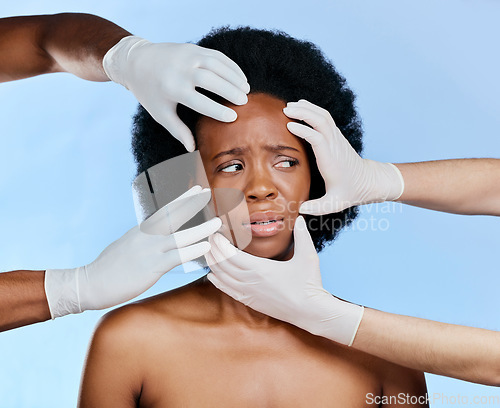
[361,160,405,204]
[102,35,150,88]
[311,297,365,346]
[44,268,83,319]
[386,163,405,201]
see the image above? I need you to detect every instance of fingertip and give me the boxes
[222,109,238,122]
[287,121,304,134]
[234,92,248,106]
[198,240,211,253]
[298,203,311,214]
[295,215,306,227]
[241,81,250,94]
[210,216,223,230]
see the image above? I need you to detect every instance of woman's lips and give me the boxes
[243,212,285,237]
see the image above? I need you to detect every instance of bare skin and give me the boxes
[353,308,500,386]
[0,13,129,331]
[79,277,427,407]
[79,94,427,407]
[396,159,500,216]
[0,13,129,82]
[0,270,49,332]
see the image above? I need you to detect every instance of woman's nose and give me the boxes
[245,168,278,201]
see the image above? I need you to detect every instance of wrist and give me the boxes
[44,268,83,319]
[102,35,149,87]
[306,294,364,346]
[361,159,404,204]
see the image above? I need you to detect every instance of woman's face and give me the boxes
[197,93,311,260]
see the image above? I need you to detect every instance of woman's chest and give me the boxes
[138,328,381,407]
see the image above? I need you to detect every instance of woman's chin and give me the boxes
[242,236,293,260]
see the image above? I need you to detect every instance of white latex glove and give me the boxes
[45,186,221,319]
[283,99,404,215]
[103,36,250,152]
[205,216,364,346]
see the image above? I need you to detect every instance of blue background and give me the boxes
[1,0,499,406]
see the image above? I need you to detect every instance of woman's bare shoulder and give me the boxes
[93,277,214,343]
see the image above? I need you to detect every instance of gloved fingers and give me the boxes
[209,233,265,272]
[286,101,352,149]
[151,109,196,152]
[173,184,204,200]
[163,240,212,271]
[206,236,248,278]
[194,68,248,106]
[207,233,237,265]
[184,91,238,123]
[286,121,325,147]
[140,187,211,235]
[284,104,336,142]
[199,56,250,97]
[291,216,320,261]
[201,49,250,92]
[206,272,246,303]
[160,188,213,234]
[286,121,337,186]
[165,217,222,252]
[294,99,332,119]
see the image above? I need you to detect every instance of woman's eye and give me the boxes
[275,159,298,168]
[220,163,243,173]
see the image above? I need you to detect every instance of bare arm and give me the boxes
[0,13,128,333]
[353,308,500,386]
[0,13,130,82]
[78,308,144,408]
[0,270,51,332]
[395,159,500,216]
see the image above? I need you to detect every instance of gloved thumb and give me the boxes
[292,216,317,260]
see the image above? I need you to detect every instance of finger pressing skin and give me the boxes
[203,49,249,91]
[154,109,195,152]
[184,91,237,122]
[286,121,324,147]
[193,68,248,106]
[142,189,212,235]
[201,56,250,95]
[283,105,333,137]
[167,217,222,252]
[177,241,212,265]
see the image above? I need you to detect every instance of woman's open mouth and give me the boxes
[243,212,285,237]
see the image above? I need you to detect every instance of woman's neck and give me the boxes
[199,275,283,329]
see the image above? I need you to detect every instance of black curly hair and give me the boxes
[132,26,363,252]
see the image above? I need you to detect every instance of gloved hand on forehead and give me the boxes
[283,99,404,215]
[45,186,221,318]
[103,36,250,152]
[205,216,364,346]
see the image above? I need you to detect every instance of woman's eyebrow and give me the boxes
[211,144,300,161]
[212,147,250,161]
[264,144,300,154]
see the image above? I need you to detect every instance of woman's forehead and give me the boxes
[197,93,305,154]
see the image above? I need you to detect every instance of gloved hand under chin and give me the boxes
[205,216,364,346]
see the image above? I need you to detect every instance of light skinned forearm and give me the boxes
[395,158,500,216]
[0,13,131,82]
[0,270,51,332]
[352,308,500,386]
